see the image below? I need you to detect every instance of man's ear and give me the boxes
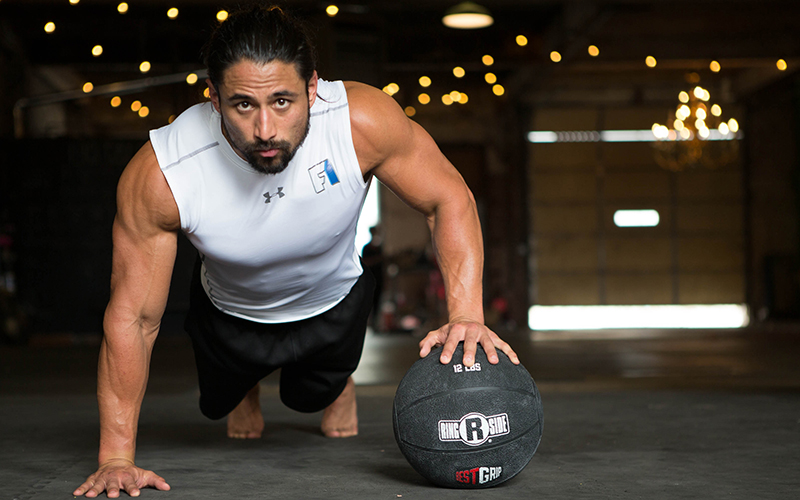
[206,79,221,112]
[307,71,319,108]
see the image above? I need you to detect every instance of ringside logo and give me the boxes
[438,412,510,446]
[456,466,503,485]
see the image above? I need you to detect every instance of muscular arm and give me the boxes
[347,82,518,367]
[75,142,177,498]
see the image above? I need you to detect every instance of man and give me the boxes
[74,5,518,498]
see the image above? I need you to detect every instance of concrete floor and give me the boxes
[2,326,800,499]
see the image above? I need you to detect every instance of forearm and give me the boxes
[427,189,485,324]
[96,310,158,464]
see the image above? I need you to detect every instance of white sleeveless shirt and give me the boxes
[149,79,369,323]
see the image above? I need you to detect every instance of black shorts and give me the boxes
[184,261,375,420]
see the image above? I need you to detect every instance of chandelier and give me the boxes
[651,74,740,171]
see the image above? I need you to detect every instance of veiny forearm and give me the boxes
[96,308,159,465]
[427,187,485,324]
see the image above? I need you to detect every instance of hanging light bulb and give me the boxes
[442,2,493,29]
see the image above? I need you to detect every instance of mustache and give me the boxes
[248,139,291,151]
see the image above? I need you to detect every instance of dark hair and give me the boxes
[204,4,317,90]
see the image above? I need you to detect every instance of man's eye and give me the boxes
[275,99,289,109]
[237,102,251,110]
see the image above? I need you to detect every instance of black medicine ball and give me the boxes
[392,343,543,488]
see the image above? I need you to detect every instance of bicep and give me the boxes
[372,119,472,218]
[105,143,179,333]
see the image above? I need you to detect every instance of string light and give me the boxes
[646,56,657,67]
[449,90,462,102]
[458,92,469,104]
[82,82,93,93]
[131,100,142,112]
[91,45,103,57]
[418,93,431,105]
[167,8,179,19]
[777,59,788,71]
[138,106,150,118]
[484,73,497,84]
[110,96,122,107]
[69,0,80,5]
[710,60,721,72]
[550,51,562,63]
[168,115,177,124]
[204,88,211,98]
[418,76,431,87]
[442,94,454,106]
[217,10,228,22]
[453,66,465,78]
[44,22,56,33]
[588,45,600,57]
[482,55,494,66]
[139,61,151,73]
[382,83,399,96]
[117,3,128,14]
[516,35,528,47]
[679,91,690,103]
[711,104,722,117]
[404,106,416,117]
[186,73,198,85]
[326,5,339,17]
[492,84,505,96]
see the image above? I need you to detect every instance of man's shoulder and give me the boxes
[118,142,180,231]
[149,102,217,171]
[343,81,412,170]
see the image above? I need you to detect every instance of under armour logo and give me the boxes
[263,187,285,203]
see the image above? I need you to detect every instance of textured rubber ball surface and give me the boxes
[393,343,543,488]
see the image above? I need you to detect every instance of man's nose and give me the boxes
[255,110,277,141]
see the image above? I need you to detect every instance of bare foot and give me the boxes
[321,377,358,438]
[227,384,264,439]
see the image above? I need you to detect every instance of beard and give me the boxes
[222,110,310,175]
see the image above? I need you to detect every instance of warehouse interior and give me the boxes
[1,1,799,498]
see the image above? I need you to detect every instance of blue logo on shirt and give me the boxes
[309,159,340,193]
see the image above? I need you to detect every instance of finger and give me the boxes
[85,480,105,499]
[497,339,520,365]
[146,471,172,491]
[440,324,464,364]
[122,477,140,497]
[461,324,482,367]
[154,477,172,491]
[480,335,500,364]
[73,479,94,496]
[418,329,443,358]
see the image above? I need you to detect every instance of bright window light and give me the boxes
[356,180,381,255]
[529,304,750,330]
[601,130,660,142]
[614,210,660,228]
[527,129,741,144]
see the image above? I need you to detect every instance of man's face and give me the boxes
[208,60,318,175]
